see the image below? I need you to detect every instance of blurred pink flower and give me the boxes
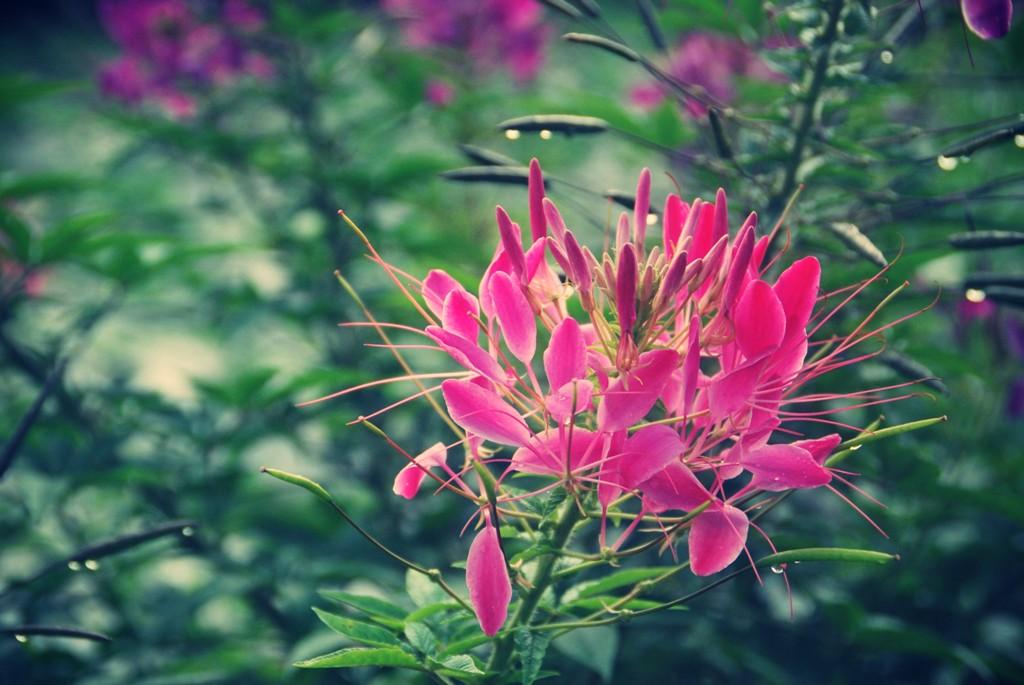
[631,33,783,117]
[382,0,549,84]
[962,0,1014,40]
[97,0,272,117]
[425,79,456,107]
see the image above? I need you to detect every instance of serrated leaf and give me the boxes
[434,654,484,675]
[294,646,420,669]
[515,627,551,685]
[312,608,402,648]
[404,622,438,656]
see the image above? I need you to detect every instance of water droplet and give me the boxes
[965,288,986,303]
[538,129,553,140]
[937,155,958,171]
[84,559,100,572]
[880,50,894,65]
[181,526,195,537]
[504,129,521,141]
[67,560,82,571]
[1015,134,1024,149]
[646,213,658,226]
[14,634,28,644]
[770,564,786,574]
[793,560,801,565]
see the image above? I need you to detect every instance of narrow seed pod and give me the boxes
[562,32,640,62]
[635,0,667,49]
[984,286,1024,308]
[828,222,887,267]
[441,166,533,186]
[941,121,1024,158]
[949,230,1024,250]
[963,273,1024,289]
[457,144,519,167]
[879,351,948,395]
[538,0,583,19]
[497,114,610,135]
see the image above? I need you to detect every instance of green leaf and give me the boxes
[293,647,421,670]
[319,590,408,625]
[438,633,492,657]
[404,622,438,656]
[515,627,552,685]
[563,567,666,602]
[553,626,618,682]
[433,654,484,676]
[312,608,402,648]
[757,548,899,568]
[406,567,447,608]
[405,602,465,623]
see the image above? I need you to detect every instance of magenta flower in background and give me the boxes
[631,33,783,117]
[382,0,549,91]
[97,0,273,117]
[962,0,1014,40]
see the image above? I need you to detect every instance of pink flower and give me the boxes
[324,160,918,631]
[630,33,784,117]
[382,0,550,84]
[96,0,272,117]
[962,0,1014,40]
[424,79,456,106]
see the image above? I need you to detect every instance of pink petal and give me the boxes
[422,269,463,319]
[641,462,710,513]
[707,354,770,419]
[392,442,447,499]
[682,316,701,417]
[546,379,594,422]
[597,349,680,431]
[478,249,513,319]
[618,425,683,488]
[962,0,1013,40]
[442,288,480,342]
[496,206,526,279]
[544,316,587,389]
[466,520,512,637]
[426,326,506,385]
[616,243,638,335]
[713,187,729,242]
[528,158,547,241]
[663,194,688,258]
[489,271,536,363]
[634,168,651,247]
[722,218,756,312]
[773,256,820,341]
[689,503,749,576]
[734,280,786,359]
[791,433,842,465]
[741,443,832,491]
[511,427,602,475]
[543,198,568,246]
[441,379,530,446]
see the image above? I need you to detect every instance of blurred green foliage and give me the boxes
[1,1,1022,683]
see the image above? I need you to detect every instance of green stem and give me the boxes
[769,0,845,222]
[484,503,581,681]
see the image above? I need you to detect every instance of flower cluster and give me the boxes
[382,0,549,97]
[336,161,911,637]
[630,33,784,117]
[97,0,272,117]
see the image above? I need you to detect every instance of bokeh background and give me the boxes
[1,1,1022,683]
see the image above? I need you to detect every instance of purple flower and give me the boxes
[630,33,784,117]
[382,0,549,85]
[962,0,1014,40]
[96,0,272,117]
